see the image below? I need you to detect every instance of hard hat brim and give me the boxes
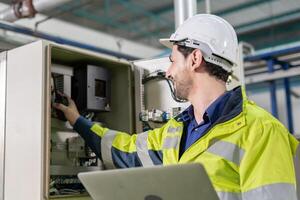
[159,38,173,49]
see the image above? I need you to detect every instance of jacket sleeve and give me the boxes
[73,116,164,168]
[239,120,299,200]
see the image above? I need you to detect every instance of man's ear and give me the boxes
[191,49,204,72]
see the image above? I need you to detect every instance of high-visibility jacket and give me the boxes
[77,86,300,200]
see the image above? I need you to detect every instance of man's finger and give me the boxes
[56,90,71,99]
[53,103,67,112]
[68,98,76,106]
[66,95,72,104]
[56,91,72,104]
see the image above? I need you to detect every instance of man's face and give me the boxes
[166,45,193,101]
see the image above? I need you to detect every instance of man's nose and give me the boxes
[165,66,172,79]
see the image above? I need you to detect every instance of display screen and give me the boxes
[95,79,106,98]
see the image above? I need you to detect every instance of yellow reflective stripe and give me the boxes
[217,183,296,200]
[206,140,245,166]
[101,129,118,169]
[294,144,300,199]
[163,136,179,149]
[136,131,154,166]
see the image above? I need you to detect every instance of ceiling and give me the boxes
[0,0,300,51]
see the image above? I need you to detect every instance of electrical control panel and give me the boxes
[50,64,104,197]
[0,41,135,200]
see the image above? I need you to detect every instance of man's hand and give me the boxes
[53,93,80,126]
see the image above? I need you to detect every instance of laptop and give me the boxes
[78,163,219,200]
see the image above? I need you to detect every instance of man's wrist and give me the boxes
[73,116,94,134]
[69,112,80,126]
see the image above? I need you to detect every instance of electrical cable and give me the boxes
[142,70,187,103]
[141,70,187,131]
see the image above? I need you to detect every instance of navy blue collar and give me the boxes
[184,90,231,124]
[186,106,209,124]
[176,86,243,124]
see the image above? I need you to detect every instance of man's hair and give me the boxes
[177,45,230,82]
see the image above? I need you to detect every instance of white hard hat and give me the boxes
[160,14,238,72]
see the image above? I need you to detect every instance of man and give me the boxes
[55,14,300,200]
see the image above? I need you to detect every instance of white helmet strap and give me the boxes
[172,38,233,73]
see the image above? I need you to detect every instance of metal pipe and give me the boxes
[0,0,72,22]
[244,44,300,62]
[281,63,294,134]
[205,0,211,14]
[0,21,139,60]
[284,77,294,133]
[267,59,278,118]
[174,0,197,29]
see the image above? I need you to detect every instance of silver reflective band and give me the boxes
[136,131,154,166]
[206,140,245,166]
[167,126,181,133]
[217,191,241,200]
[101,130,118,169]
[217,183,297,200]
[163,137,179,149]
[243,183,297,200]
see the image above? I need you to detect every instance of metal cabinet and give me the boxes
[0,41,136,200]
